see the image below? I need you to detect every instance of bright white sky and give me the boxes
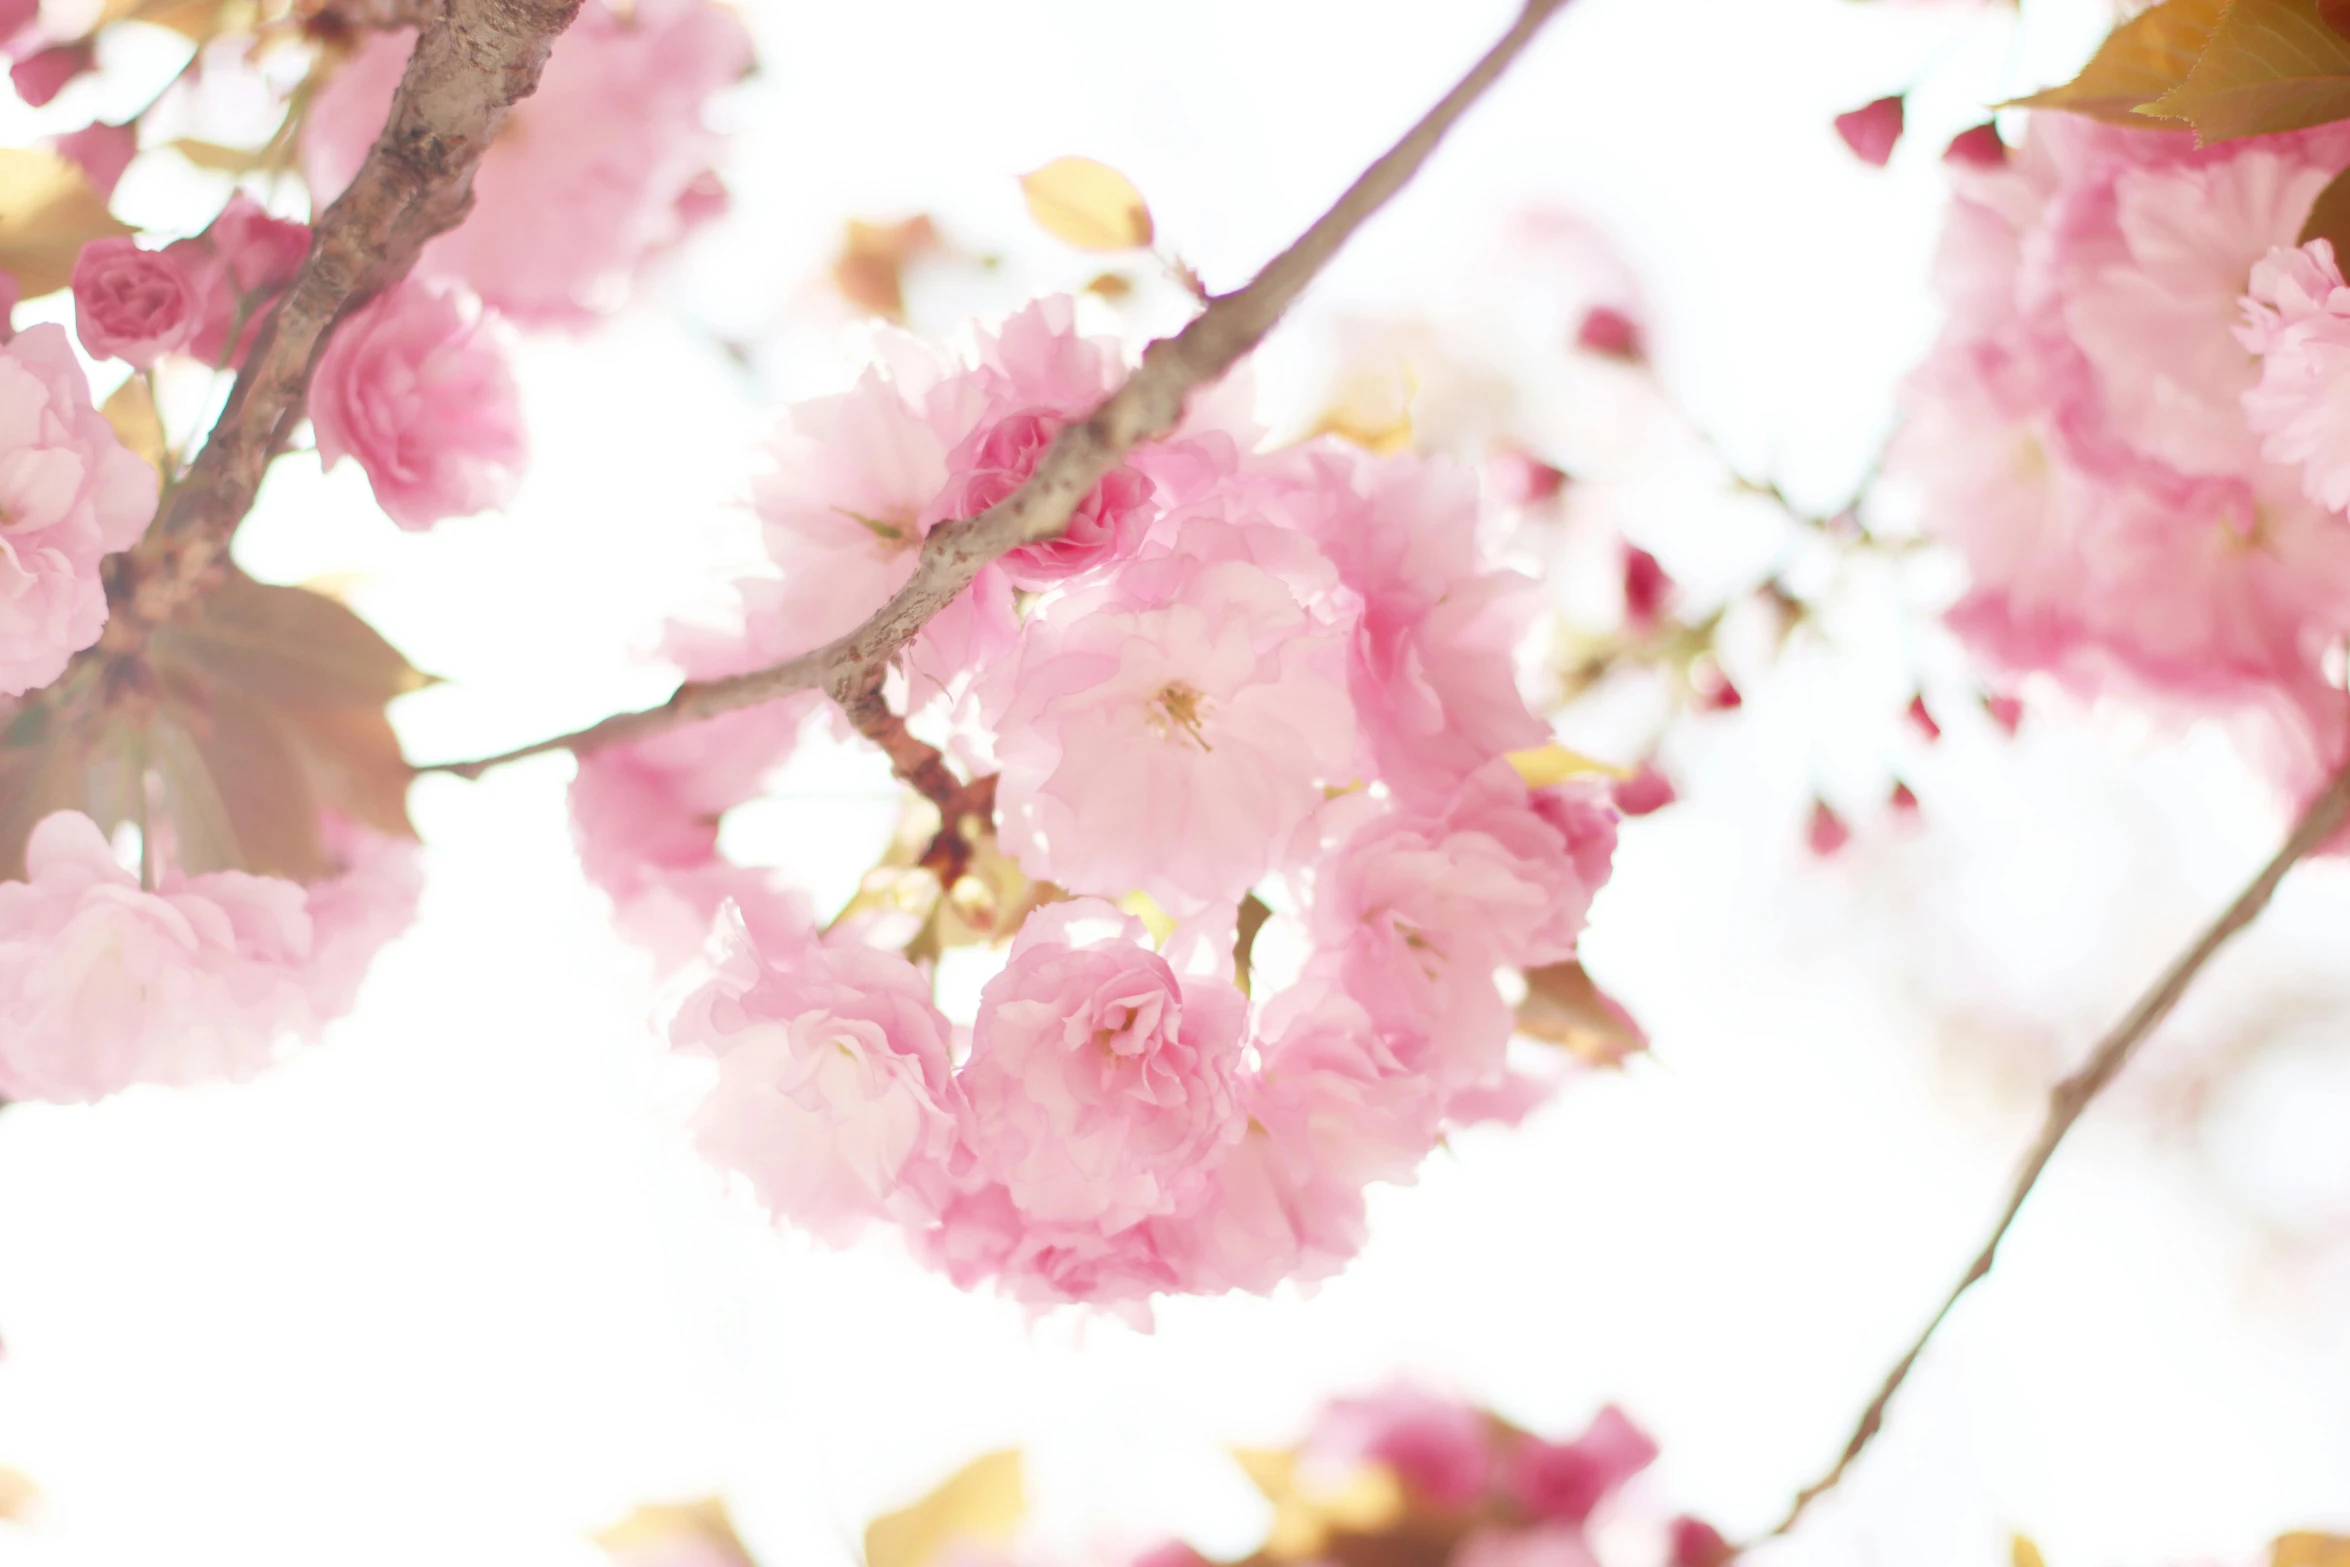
[5,1,2350,1565]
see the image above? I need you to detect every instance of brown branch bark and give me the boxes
[1764,753,2350,1542]
[105,0,582,644]
[429,0,1573,781]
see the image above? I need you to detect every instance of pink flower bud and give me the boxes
[1906,693,1940,740]
[1487,446,1569,505]
[1576,304,1643,361]
[71,237,199,367]
[1806,799,1851,856]
[1612,760,1676,816]
[1890,779,1919,814]
[1623,544,1670,629]
[1943,122,2006,167]
[1669,1517,1734,1567]
[9,42,91,107]
[1834,94,1905,168]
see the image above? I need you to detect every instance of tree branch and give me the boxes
[428,0,1573,780]
[105,0,583,644]
[1765,753,2350,1541]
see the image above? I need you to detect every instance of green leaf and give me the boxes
[0,711,92,882]
[2142,0,2350,142]
[154,680,329,879]
[153,572,433,710]
[2005,0,2228,125]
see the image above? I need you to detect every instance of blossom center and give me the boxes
[1145,682,1213,751]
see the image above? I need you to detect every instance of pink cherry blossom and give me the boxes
[310,278,525,531]
[571,691,819,973]
[168,195,312,370]
[1509,1405,1659,1525]
[299,814,423,1023]
[676,912,963,1243]
[304,0,751,325]
[2239,240,2350,512]
[1894,114,2350,814]
[957,900,1248,1232]
[1262,446,1548,809]
[0,322,161,695]
[1307,764,1616,1085]
[1307,1386,1492,1508]
[2067,147,2333,476]
[0,812,314,1102]
[990,540,1356,910]
[72,237,199,367]
[1153,989,1443,1294]
[943,408,1154,587]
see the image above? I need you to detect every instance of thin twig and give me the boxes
[104,0,582,644]
[1765,754,2350,1541]
[427,0,1573,780]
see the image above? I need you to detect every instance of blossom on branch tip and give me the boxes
[310,278,526,531]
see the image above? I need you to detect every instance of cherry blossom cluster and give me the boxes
[1891,114,2350,809]
[0,0,748,1099]
[579,299,1625,1310]
[0,810,418,1102]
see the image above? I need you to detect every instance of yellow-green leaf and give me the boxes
[2274,1533,2350,1567]
[100,375,167,477]
[594,1498,758,1567]
[1517,961,1647,1067]
[1505,743,1629,789]
[0,149,133,300]
[863,1451,1024,1567]
[2142,0,2350,142]
[1019,157,1154,251]
[2004,0,2227,125]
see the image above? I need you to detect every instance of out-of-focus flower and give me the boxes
[1835,94,1905,167]
[0,810,412,1102]
[304,0,752,324]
